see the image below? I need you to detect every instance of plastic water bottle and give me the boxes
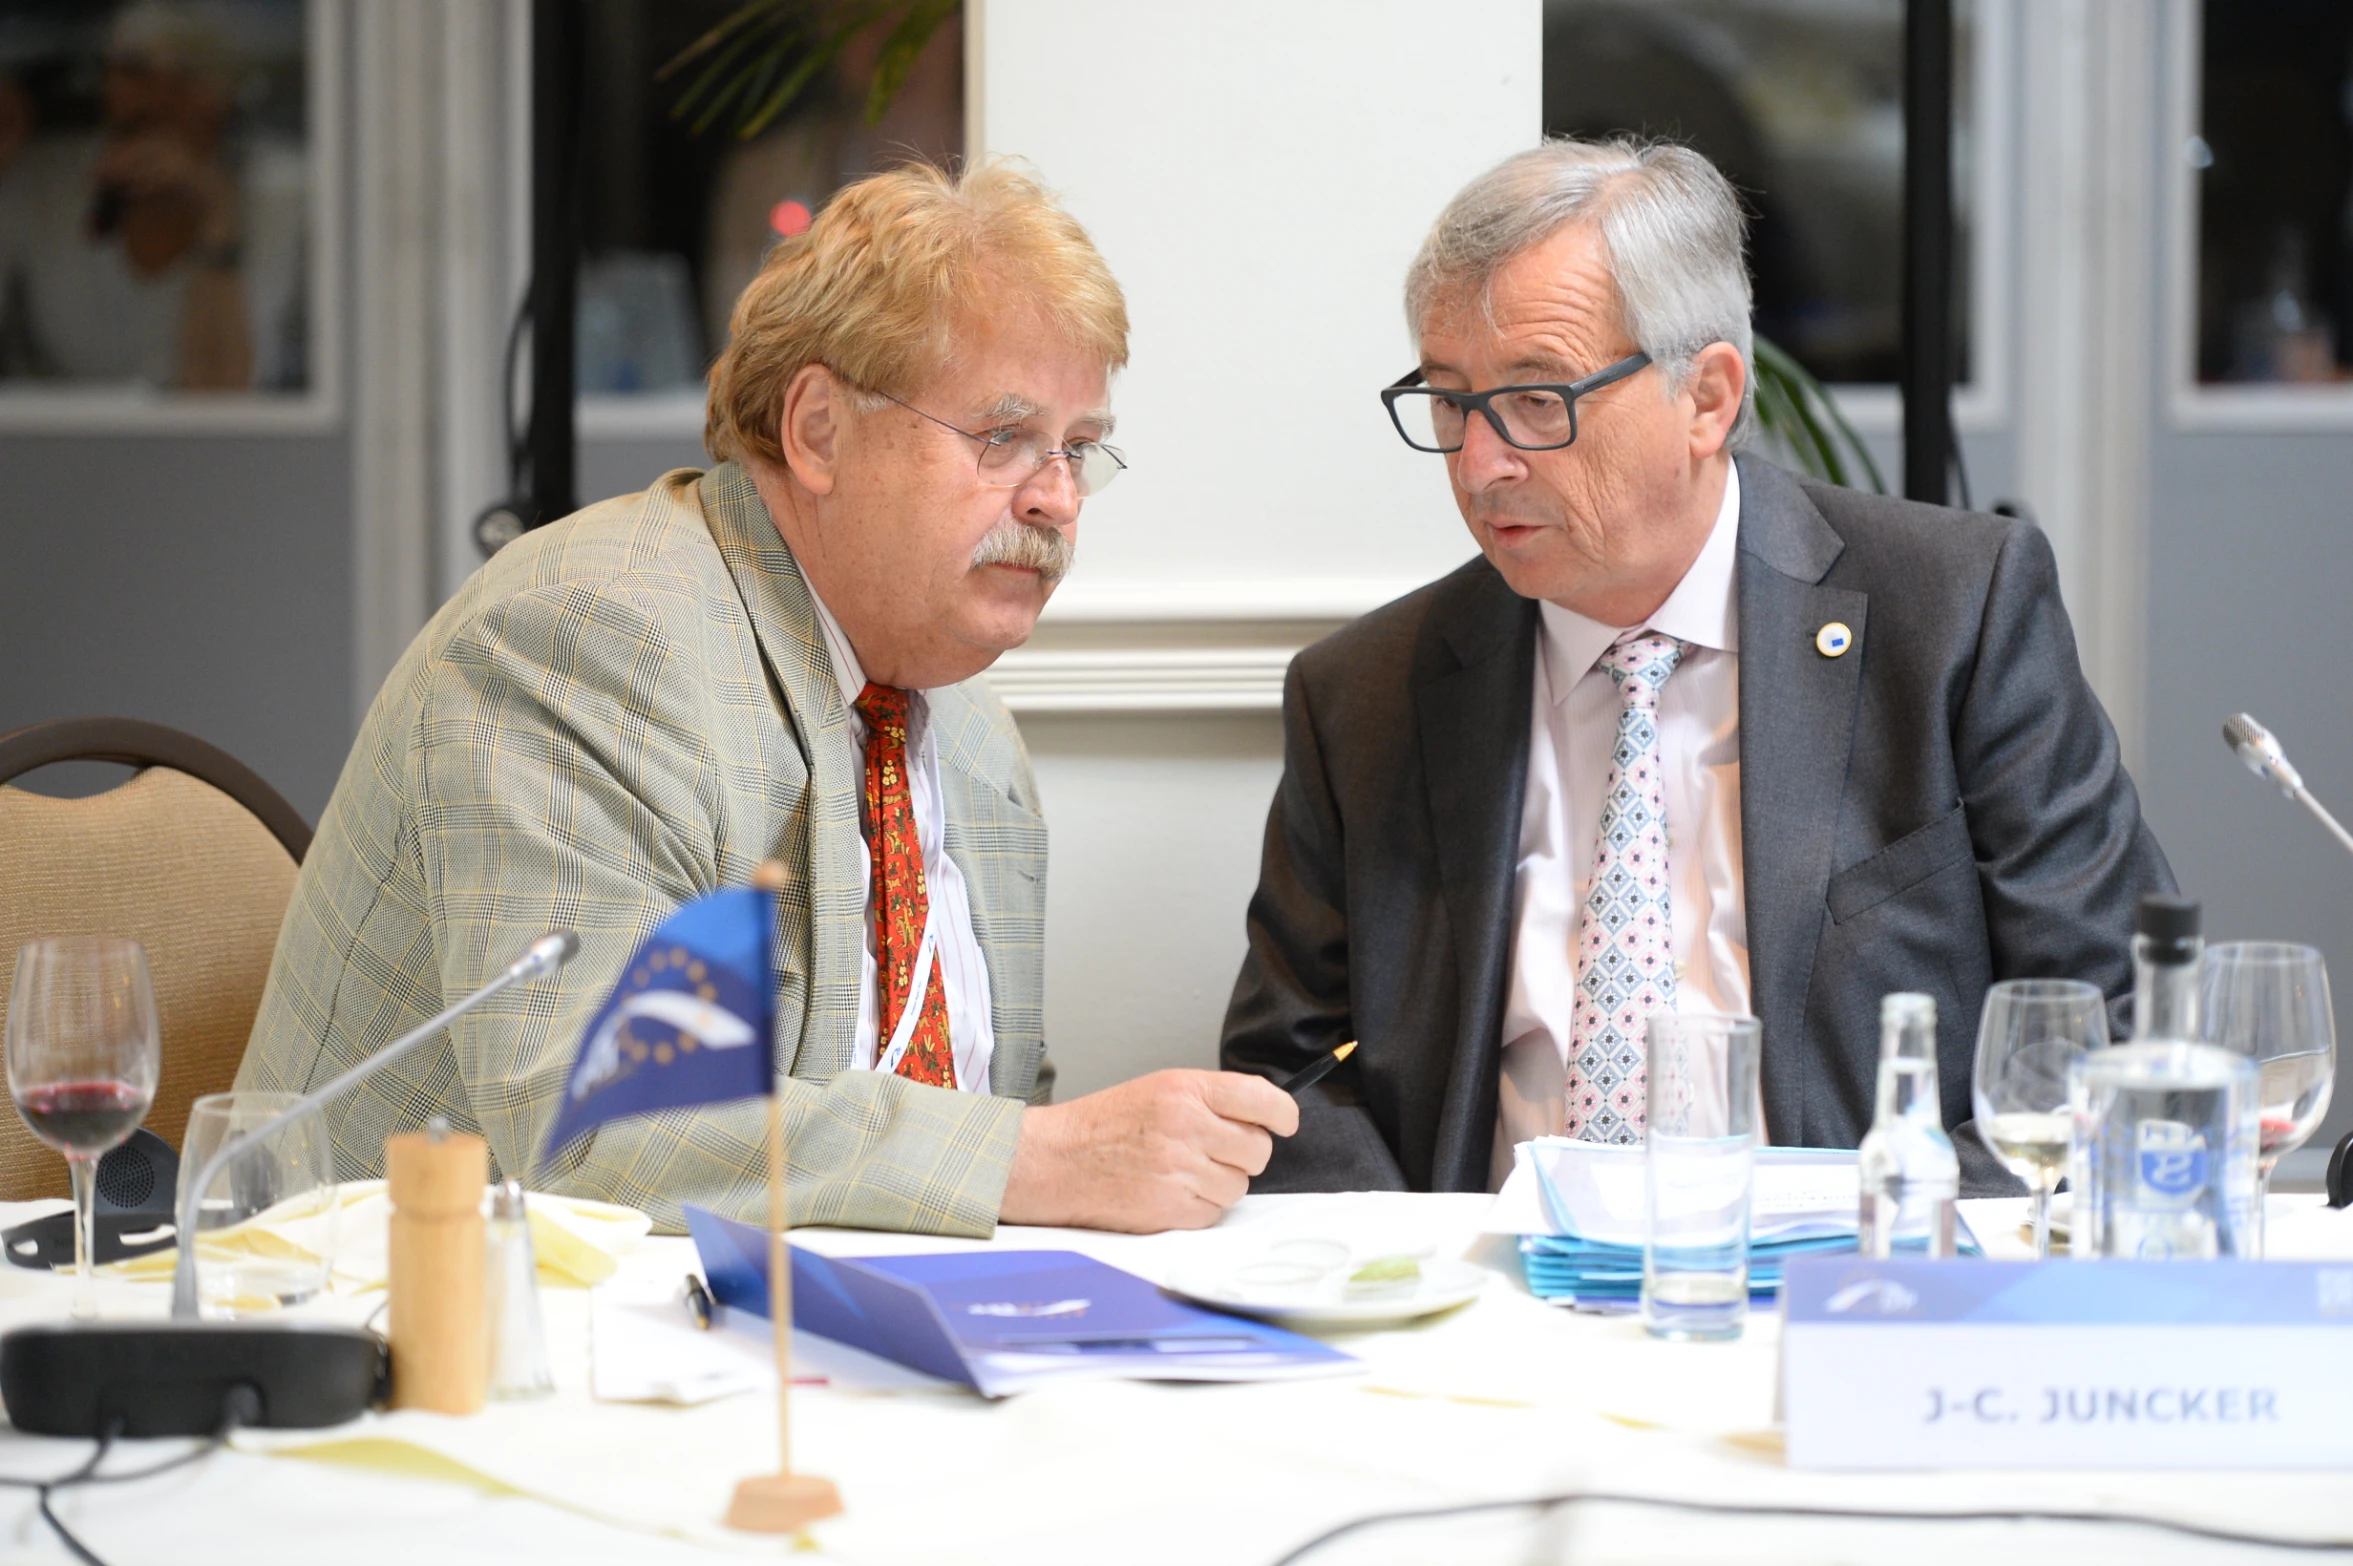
[1858,993,1960,1258]
[2070,896,2260,1259]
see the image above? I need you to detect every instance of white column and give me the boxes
[350,0,442,718]
[434,0,527,606]
[2014,0,2158,770]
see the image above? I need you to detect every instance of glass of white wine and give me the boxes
[1973,978,2109,1259]
[2204,942,2335,1257]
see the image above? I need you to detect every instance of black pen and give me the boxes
[1282,1040,1358,1096]
[681,1272,716,1330]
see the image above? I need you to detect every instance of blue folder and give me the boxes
[684,1206,1358,1398]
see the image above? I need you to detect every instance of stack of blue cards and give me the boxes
[1506,1146,1979,1312]
[1519,1230,1861,1310]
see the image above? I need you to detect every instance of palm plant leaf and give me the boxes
[1752,334,1885,494]
[664,0,961,141]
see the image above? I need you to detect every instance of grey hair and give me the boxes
[1405,137,1755,448]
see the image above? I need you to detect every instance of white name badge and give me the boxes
[1780,1258,2353,1469]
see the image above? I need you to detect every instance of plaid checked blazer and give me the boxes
[237,463,1052,1236]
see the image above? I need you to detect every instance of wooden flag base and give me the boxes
[726,1470,843,1533]
[724,1042,844,1538]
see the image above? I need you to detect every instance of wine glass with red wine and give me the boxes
[7,937,161,1319]
[2204,941,2335,1255]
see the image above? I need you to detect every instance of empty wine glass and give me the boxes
[2204,942,2335,1255]
[1973,978,2108,1258]
[6,937,162,1319]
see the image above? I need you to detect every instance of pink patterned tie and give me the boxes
[1564,631,1688,1143]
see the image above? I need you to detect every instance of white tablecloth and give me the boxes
[2,1191,2351,1565]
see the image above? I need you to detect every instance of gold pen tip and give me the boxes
[1334,1041,1357,1061]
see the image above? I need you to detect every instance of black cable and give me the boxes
[1,1423,114,1566]
[1266,1487,2353,1566]
[501,273,534,496]
[0,1400,243,1566]
[1948,404,1973,510]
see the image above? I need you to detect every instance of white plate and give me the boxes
[1165,1256,1489,1327]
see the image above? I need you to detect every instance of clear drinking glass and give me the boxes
[2203,941,2336,1254]
[178,1091,338,1315]
[1972,978,2108,1258]
[6,937,162,1319]
[1641,1013,1762,1342]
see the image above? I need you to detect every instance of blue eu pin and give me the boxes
[1815,621,1853,658]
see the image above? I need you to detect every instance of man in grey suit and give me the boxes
[1221,139,2173,1195]
[244,161,1295,1235]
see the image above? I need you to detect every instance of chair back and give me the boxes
[0,720,309,1199]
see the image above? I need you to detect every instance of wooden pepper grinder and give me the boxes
[387,1119,489,1414]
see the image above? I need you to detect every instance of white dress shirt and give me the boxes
[806,590,998,1093]
[1490,463,1752,1189]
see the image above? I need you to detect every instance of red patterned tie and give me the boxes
[853,683,956,1088]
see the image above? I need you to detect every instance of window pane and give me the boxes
[2195,1,2353,385]
[577,0,962,396]
[0,0,312,393]
[1543,0,1974,387]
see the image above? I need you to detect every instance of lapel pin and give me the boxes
[1815,621,1854,658]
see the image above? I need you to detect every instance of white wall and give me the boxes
[1025,713,1286,1096]
[970,0,1542,1095]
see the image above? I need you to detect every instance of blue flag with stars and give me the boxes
[541,886,776,1163]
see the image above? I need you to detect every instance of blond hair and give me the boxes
[706,159,1129,466]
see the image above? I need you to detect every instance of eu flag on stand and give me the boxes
[541,885,776,1162]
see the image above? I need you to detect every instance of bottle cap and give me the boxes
[2136,894,2201,961]
[1880,992,1935,1028]
[491,1178,528,1223]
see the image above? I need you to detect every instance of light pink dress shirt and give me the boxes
[1490,463,1752,1189]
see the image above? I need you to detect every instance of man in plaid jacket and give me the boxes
[238,162,1295,1236]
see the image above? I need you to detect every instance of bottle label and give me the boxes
[2136,1120,2209,1208]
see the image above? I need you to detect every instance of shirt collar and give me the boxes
[1536,460,1742,704]
[803,582,870,719]
[803,583,933,752]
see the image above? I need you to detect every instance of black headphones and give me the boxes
[2,1128,181,1269]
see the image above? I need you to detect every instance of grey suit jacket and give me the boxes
[241,463,1051,1236]
[1222,455,2174,1196]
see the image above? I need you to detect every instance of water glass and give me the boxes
[7,937,161,1319]
[1972,978,2107,1258]
[2203,942,2335,1255]
[1641,1013,1762,1342]
[178,1091,338,1315]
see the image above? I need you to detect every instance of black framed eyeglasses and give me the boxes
[875,389,1128,496]
[1379,351,1653,453]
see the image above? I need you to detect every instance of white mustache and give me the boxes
[970,519,1073,584]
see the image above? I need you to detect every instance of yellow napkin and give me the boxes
[107,1180,652,1290]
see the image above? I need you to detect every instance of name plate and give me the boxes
[1780,1258,2353,1469]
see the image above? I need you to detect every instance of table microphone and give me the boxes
[2222,713,2353,860]
[0,933,579,1438]
[2222,716,2353,1210]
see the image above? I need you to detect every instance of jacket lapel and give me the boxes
[1415,565,1538,1190]
[1733,456,1866,1143]
[695,463,867,1083]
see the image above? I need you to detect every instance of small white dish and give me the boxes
[1166,1254,1489,1328]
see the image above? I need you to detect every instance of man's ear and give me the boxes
[778,363,845,496]
[1684,340,1747,460]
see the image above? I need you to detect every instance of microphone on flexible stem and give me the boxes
[2223,714,2353,860]
[0,933,579,1437]
[2220,716,2353,1209]
[168,931,578,1321]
